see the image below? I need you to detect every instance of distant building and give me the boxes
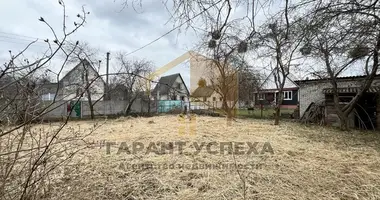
[254,68,299,109]
[41,59,105,101]
[151,73,189,101]
[191,86,223,109]
[295,75,380,129]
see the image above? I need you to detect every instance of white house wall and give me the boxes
[174,76,189,101]
[59,62,104,101]
[299,79,380,117]
[157,76,189,101]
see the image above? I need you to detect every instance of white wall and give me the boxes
[172,76,189,101]
[299,79,380,117]
[37,99,151,119]
[60,62,104,101]
[157,75,189,101]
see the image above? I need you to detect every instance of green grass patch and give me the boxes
[237,107,295,119]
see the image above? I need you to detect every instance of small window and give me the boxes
[181,96,185,101]
[42,93,55,101]
[258,93,265,100]
[283,91,292,100]
[213,97,216,101]
[219,97,222,101]
[203,97,207,102]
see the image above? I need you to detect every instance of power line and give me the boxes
[0,31,42,40]
[124,0,222,57]
[0,39,48,48]
[0,35,46,44]
[0,1,220,57]
[0,31,47,48]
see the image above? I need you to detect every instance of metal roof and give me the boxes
[323,86,380,94]
[295,74,380,83]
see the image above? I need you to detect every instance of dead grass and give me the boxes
[38,115,380,199]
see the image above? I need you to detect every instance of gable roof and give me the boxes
[191,86,215,97]
[260,68,298,90]
[152,73,189,96]
[59,59,106,85]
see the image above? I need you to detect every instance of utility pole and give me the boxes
[106,52,110,100]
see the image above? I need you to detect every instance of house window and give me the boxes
[258,93,265,100]
[41,93,55,101]
[181,96,185,101]
[203,97,207,102]
[219,97,222,101]
[213,97,216,101]
[283,91,292,100]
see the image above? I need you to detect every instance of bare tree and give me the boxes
[115,1,275,124]
[238,64,261,108]
[0,1,102,199]
[63,41,102,119]
[254,10,305,125]
[114,54,153,115]
[205,46,249,121]
[175,0,257,122]
[299,0,380,130]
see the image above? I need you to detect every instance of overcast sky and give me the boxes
[0,0,361,88]
[1,1,282,87]
[0,0,208,85]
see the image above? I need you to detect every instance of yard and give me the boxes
[19,115,380,199]
[237,107,295,118]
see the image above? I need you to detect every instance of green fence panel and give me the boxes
[158,100,183,113]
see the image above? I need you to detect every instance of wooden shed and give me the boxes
[323,86,380,130]
[296,75,380,130]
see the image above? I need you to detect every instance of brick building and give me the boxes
[295,75,380,129]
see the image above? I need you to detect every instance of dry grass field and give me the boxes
[36,115,380,200]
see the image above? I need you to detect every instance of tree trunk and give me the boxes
[274,92,283,125]
[338,113,349,131]
[226,107,233,126]
[89,104,94,119]
[87,90,94,120]
[125,102,133,115]
[222,99,230,117]
[222,99,234,126]
[83,64,94,120]
[226,108,233,119]
[274,106,280,125]
[125,96,138,115]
